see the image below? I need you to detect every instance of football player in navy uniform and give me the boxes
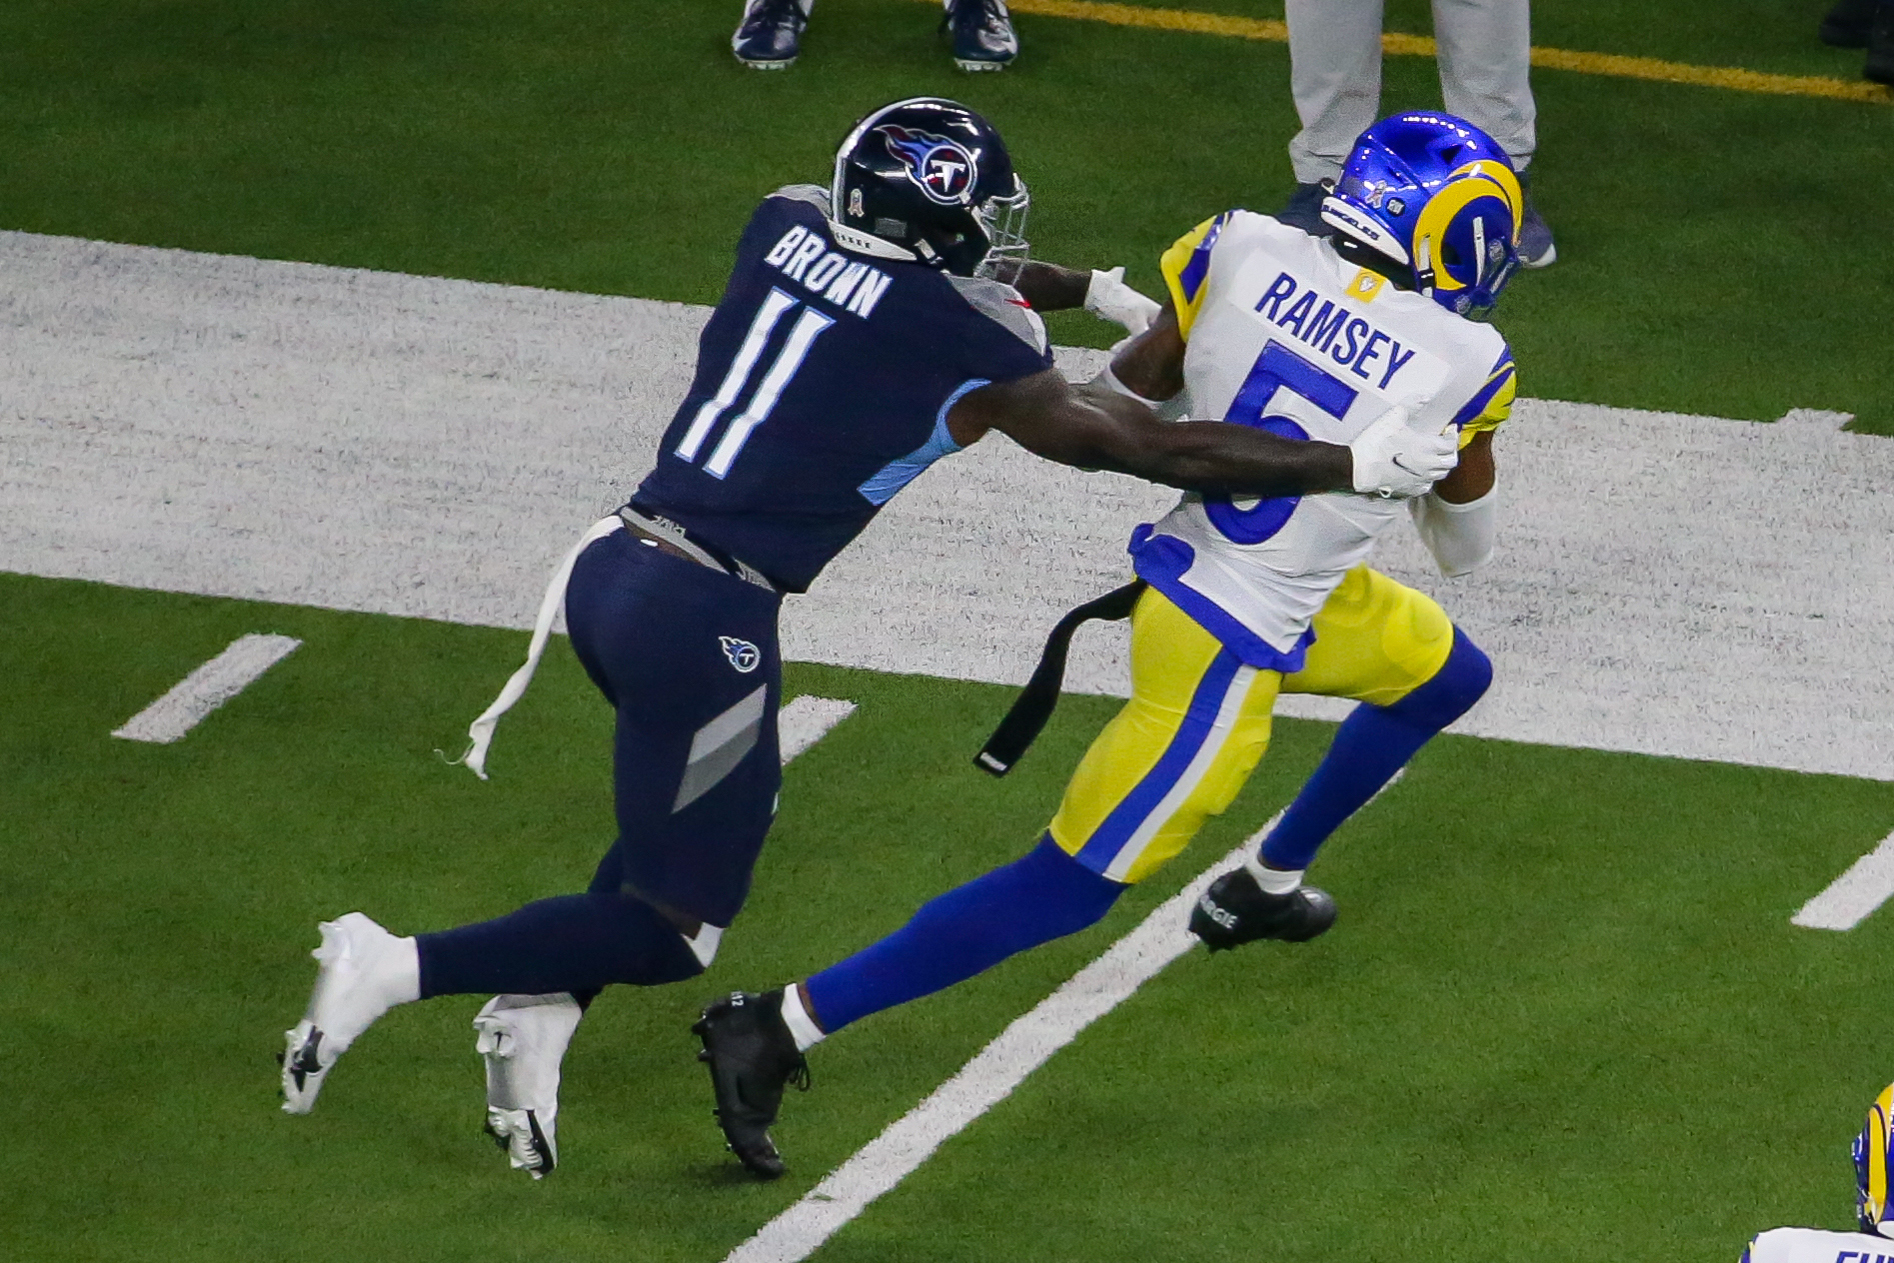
[276,97,1458,1179]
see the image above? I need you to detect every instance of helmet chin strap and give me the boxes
[1414,236,1437,297]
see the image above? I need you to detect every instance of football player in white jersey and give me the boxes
[1741,1084,1894,1262]
[692,111,1521,1177]
[1121,109,1520,948]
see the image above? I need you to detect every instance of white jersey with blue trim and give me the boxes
[1132,210,1512,667]
[1742,1226,1894,1262]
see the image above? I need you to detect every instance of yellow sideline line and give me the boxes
[990,0,1894,106]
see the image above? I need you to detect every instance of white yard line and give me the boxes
[778,697,856,765]
[1792,829,1894,930]
[111,634,302,743]
[721,820,1276,1263]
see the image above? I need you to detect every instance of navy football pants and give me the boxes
[417,528,782,998]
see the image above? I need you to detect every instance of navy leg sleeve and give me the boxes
[417,892,702,998]
[1260,627,1492,871]
[803,835,1126,1033]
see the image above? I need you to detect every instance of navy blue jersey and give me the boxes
[634,185,1054,592]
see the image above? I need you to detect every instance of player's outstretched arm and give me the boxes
[992,262,1162,335]
[947,301,1456,499]
[997,260,1090,310]
[948,365,1357,499]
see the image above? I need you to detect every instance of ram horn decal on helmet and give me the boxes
[1317,112,1522,319]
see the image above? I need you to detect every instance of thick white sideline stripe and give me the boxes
[1792,828,1894,930]
[720,820,1279,1263]
[111,634,302,743]
[778,696,856,765]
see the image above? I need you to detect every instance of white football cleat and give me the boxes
[280,912,418,1115]
[474,993,583,1179]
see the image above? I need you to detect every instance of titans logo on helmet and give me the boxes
[875,124,978,206]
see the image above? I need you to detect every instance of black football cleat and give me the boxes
[692,989,809,1180]
[1188,866,1337,952]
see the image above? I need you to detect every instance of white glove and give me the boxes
[1348,405,1458,499]
[1084,266,1161,336]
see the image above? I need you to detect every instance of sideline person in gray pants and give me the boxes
[1278,0,1556,267]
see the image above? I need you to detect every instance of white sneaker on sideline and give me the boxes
[474,993,583,1178]
[280,912,417,1114]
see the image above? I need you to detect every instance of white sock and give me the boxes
[1251,860,1304,895]
[380,935,422,1006]
[309,917,421,1054]
[780,983,827,1052]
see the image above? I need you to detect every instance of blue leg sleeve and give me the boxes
[1259,627,1492,872]
[804,835,1125,1033]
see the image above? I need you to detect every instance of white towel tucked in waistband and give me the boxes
[454,515,624,780]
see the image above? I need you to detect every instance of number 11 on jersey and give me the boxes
[675,287,835,479]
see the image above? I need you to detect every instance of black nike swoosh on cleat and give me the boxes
[524,1110,554,1175]
[288,1029,324,1091]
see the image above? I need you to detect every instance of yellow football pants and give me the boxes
[1047,566,1455,883]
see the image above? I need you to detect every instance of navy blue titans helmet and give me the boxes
[830,97,1030,278]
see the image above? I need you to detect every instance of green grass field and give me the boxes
[6,574,1894,1261]
[5,2,1894,1259]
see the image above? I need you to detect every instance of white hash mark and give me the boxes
[778,696,856,765]
[1792,828,1894,931]
[111,634,302,744]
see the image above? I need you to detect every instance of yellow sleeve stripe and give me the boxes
[1452,346,1516,444]
[1158,212,1231,342]
[1457,368,1516,444]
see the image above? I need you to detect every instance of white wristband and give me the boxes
[1092,362,1161,407]
[1084,266,1162,335]
[1410,487,1496,576]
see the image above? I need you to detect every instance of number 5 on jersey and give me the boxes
[675,287,835,479]
[1206,339,1360,545]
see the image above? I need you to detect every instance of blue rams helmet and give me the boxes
[831,97,1030,278]
[1855,1084,1894,1235]
[1320,112,1522,318]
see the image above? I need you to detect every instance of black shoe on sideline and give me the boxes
[1515,169,1557,268]
[1822,0,1878,47]
[693,989,809,1180]
[1866,1,1894,82]
[732,0,807,69]
[1276,181,1331,234]
[1189,867,1337,952]
[942,0,1019,71]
